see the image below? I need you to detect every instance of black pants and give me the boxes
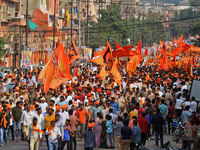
[45,134,49,147]
[167,117,172,134]
[175,109,182,119]
[9,125,14,140]
[130,142,139,150]
[85,147,93,150]
[141,133,147,146]
[70,131,77,150]
[61,140,70,150]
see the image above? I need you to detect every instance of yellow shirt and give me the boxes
[128,110,137,120]
[45,114,55,130]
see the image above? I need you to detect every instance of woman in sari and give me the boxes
[94,112,103,147]
[100,119,107,148]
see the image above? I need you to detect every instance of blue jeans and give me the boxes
[1,128,8,144]
[155,131,163,147]
[164,119,167,134]
[13,121,21,140]
[48,142,58,150]
[106,133,113,147]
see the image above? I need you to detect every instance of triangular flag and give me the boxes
[74,66,78,77]
[39,43,72,92]
[184,59,190,73]
[190,65,193,77]
[56,38,60,48]
[67,41,81,64]
[145,72,150,82]
[144,43,148,56]
[114,39,121,49]
[110,57,122,84]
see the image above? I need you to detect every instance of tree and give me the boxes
[0,37,7,61]
[82,4,167,51]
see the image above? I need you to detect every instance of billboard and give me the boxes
[21,51,32,69]
[84,48,92,59]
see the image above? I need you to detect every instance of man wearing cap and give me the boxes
[147,89,155,101]
[39,97,48,114]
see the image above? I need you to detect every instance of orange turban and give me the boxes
[95,99,100,105]
[88,122,95,128]
[56,105,61,110]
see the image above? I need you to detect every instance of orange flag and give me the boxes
[144,43,148,56]
[191,56,196,66]
[153,55,159,64]
[146,56,152,66]
[184,59,190,73]
[67,41,81,64]
[56,38,60,48]
[110,57,122,84]
[136,38,142,61]
[100,65,109,77]
[145,72,150,82]
[74,66,78,77]
[160,41,166,54]
[90,41,113,65]
[127,55,139,73]
[177,58,182,69]
[114,39,121,49]
[40,43,72,92]
[190,65,193,77]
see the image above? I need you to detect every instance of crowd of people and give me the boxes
[0,62,199,150]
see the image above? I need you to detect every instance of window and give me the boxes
[1,6,3,19]
[10,4,14,17]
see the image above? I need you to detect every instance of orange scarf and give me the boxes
[48,127,55,136]
[63,126,76,137]
[0,114,7,128]
[30,104,35,111]
[32,124,44,134]
[139,97,144,106]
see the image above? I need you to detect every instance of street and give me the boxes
[1,135,182,150]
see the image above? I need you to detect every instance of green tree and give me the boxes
[0,37,7,61]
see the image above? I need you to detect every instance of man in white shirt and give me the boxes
[190,97,197,112]
[34,108,45,130]
[175,94,184,118]
[28,117,43,150]
[39,97,48,114]
[59,107,69,125]
[21,105,34,138]
[109,108,117,123]
[181,81,187,92]
[46,121,61,150]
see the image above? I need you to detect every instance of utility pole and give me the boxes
[126,5,128,45]
[118,2,120,44]
[98,0,100,47]
[13,27,16,69]
[78,0,81,49]
[18,26,22,70]
[86,0,89,47]
[25,0,28,50]
[71,0,73,42]
[53,0,56,49]
[109,0,112,36]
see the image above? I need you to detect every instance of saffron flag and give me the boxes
[74,66,78,77]
[136,38,142,61]
[145,72,150,82]
[191,57,196,66]
[144,43,148,56]
[110,57,122,84]
[160,41,166,54]
[114,39,121,49]
[190,66,193,77]
[177,58,182,69]
[90,41,113,65]
[56,38,60,48]
[184,59,190,73]
[127,55,139,73]
[39,43,72,92]
[67,41,81,64]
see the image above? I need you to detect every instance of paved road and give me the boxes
[1,135,182,150]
